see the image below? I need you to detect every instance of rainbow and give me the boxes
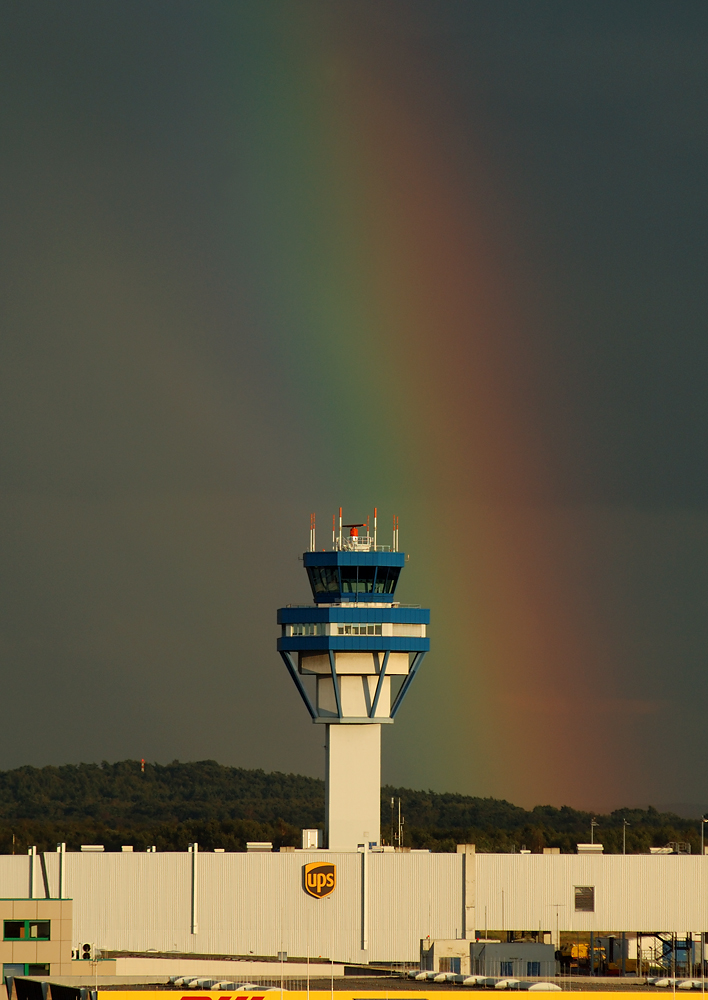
[215,4,648,810]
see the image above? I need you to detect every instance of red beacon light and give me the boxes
[343,523,365,538]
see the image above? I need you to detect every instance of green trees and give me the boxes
[0,760,699,854]
[0,760,319,852]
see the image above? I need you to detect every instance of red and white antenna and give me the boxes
[332,514,335,550]
[309,513,316,552]
[338,507,343,550]
[374,507,377,549]
[393,514,399,552]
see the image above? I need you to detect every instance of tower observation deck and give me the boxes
[277,509,430,850]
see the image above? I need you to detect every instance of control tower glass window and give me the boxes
[356,566,375,592]
[340,567,375,593]
[307,566,339,595]
[374,566,400,594]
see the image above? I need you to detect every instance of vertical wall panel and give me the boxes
[0,856,36,899]
[474,854,708,934]
[68,851,192,952]
[66,851,365,962]
[196,851,363,962]
[368,853,462,962]
[0,849,701,965]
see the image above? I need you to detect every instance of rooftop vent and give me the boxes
[576,843,603,854]
[246,841,272,853]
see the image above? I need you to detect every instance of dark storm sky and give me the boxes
[0,1,707,810]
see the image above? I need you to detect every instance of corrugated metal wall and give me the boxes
[474,854,708,934]
[0,856,34,898]
[64,850,365,961]
[0,850,704,963]
[368,852,462,961]
[26,849,458,963]
[67,851,193,954]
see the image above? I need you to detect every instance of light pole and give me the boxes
[547,904,566,972]
[591,818,598,844]
[702,817,708,989]
[623,819,630,855]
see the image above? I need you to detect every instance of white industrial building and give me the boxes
[1,843,707,973]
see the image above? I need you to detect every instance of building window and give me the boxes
[354,567,375,593]
[527,962,541,977]
[307,566,339,595]
[289,623,325,636]
[500,962,514,977]
[339,568,358,593]
[3,964,50,982]
[439,957,461,973]
[336,624,382,635]
[3,921,50,941]
[374,566,400,594]
[574,885,595,912]
[3,965,24,983]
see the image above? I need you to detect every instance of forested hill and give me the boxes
[0,760,323,826]
[0,759,701,855]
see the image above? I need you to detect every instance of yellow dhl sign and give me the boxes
[99,993,433,1000]
[303,861,336,898]
[98,993,430,1000]
[97,991,650,1000]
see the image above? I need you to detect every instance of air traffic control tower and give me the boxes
[277,509,430,850]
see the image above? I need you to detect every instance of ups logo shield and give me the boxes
[303,861,336,898]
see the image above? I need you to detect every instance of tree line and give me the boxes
[0,759,701,854]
